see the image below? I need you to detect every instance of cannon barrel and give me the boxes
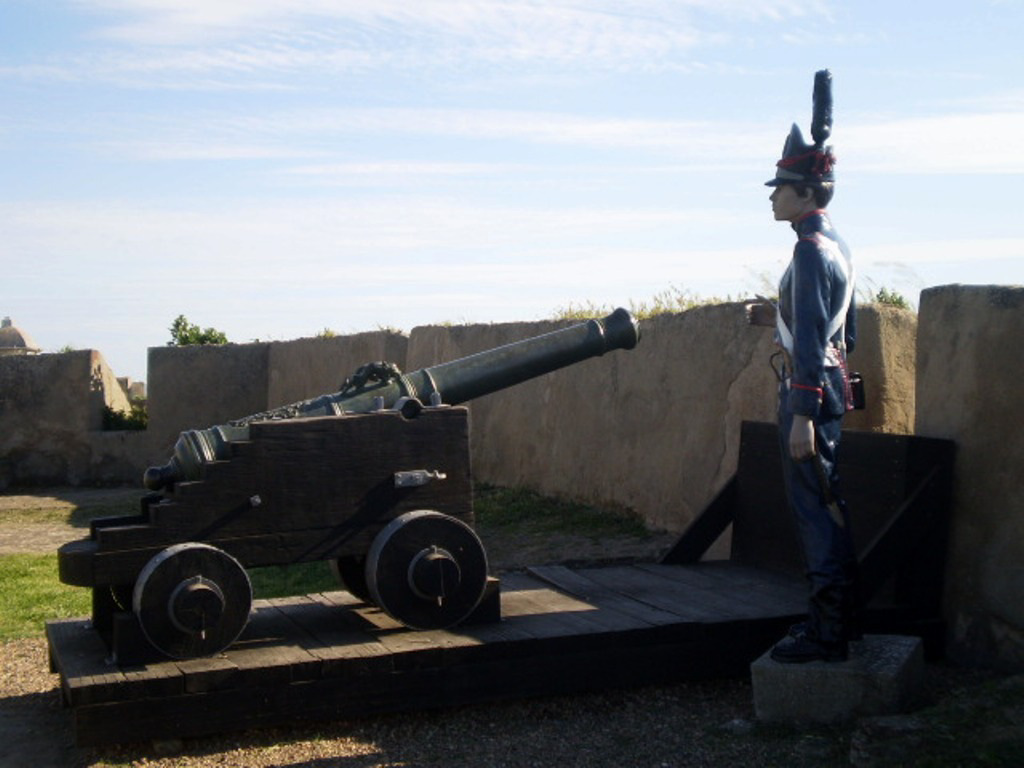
[144,308,639,490]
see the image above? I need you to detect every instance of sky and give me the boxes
[3,1,1023,384]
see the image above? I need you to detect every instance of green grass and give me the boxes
[474,484,647,539]
[248,561,337,599]
[553,285,732,321]
[0,554,91,641]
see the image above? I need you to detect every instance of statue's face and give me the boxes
[770,184,814,223]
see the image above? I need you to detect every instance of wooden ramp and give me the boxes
[47,562,805,747]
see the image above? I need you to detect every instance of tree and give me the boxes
[168,315,229,346]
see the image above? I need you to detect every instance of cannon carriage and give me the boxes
[57,309,640,663]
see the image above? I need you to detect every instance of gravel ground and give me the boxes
[2,488,1021,768]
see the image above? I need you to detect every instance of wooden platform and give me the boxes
[47,561,805,747]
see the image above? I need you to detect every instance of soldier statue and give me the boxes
[746,70,860,663]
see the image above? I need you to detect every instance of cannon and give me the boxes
[58,309,640,662]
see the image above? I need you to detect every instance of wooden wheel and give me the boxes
[330,555,372,602]
[110,583,135,611]
[366,510,488,630]
[133,543,252,659]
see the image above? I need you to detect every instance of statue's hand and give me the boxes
[789,414,816,462]
[744,297,777,328]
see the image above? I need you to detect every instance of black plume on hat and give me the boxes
[766,69,836,187]
[811,69,833,146]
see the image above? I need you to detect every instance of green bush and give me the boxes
[168,314,228,346]
[874,286,911,309]
[102,401,148,430]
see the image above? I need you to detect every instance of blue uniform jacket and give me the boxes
[775,210,856,418]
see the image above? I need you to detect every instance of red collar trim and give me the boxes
[796,209,827,225]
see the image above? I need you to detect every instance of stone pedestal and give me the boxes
[751,635,925,723]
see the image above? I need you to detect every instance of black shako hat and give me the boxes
[765,69,836,187]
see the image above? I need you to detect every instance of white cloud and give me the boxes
[43,0,835,88]
[844,112,1024,174]
[82,101,1024,177]
[859,237,1024,267]
[74,0,811,44]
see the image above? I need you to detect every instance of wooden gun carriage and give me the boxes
[57,309,640,663]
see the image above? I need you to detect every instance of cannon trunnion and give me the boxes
[57,309,640,663]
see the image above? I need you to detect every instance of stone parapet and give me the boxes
[916,285,1024,671]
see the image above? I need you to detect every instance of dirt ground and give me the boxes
[1,488,1021,768]
[0,486,143,555]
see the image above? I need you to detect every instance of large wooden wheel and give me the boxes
[330,554,372,602]
[366,510,488,630]
[133,543,252,659]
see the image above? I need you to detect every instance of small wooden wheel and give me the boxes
[133,543,252,659]
[330,555,372,602]
[366,510,488,630]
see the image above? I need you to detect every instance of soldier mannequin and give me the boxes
[746,70,859,663]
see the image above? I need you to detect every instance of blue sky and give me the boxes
[3,1,1023,384]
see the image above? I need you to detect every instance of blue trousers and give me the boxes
[777,398,858,642]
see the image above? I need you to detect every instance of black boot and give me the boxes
[771,586,848,663]
[770,628,848,663]
[842,579,864,642]
[787,580,862,643]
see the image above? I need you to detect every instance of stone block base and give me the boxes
[751,634,925,723]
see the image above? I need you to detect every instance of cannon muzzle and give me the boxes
[145,308,639,490]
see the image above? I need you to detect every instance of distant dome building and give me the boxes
[0,317,41,356]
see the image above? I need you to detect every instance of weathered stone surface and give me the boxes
[409,303,913,540]
[0,302,916,539]
[409,306,779,542]
[916,285,1024,671]
[0,350,130,487]
[843,304,917,434]
[751,634,925,724]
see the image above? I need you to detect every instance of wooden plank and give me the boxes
[313,590,492,673]
[222,602,323,687]
[660,476,736,564]
[640,561,805,605]
[174,655,240,694]
[858,463,951,611]
[66,617,782,748]
[493,572,637,648]
[628,565,790,621]
[45,619,181,707]
[498,571,644,634]
[633,563,806,619]
[118,661,184,701]
[576,566,730,623]
[526,565,687,628]
[48,558,824,747]
[297,592,398,677]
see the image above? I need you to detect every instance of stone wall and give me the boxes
[408,303,912,543]
[0,350,130,487]
[1,304,913,522]
[916,285,1024,671]
[145,342,272,457]
[9,297,1024,670]
[266,332,408,409]
[843,304,917,434]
